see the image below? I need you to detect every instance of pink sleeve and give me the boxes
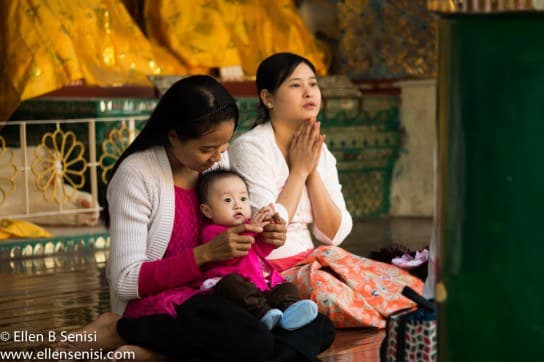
[201,224,228,244]
[138,248,202,297]
[254,235,275,257]
[137,224,229,296]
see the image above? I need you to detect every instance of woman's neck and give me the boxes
[270,119,299,157]
[165,146,199,189]
[172,167,199,189]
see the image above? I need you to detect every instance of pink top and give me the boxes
[123,186,206,318]
[201,222,285,291]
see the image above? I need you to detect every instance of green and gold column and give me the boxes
[429,1,544,361]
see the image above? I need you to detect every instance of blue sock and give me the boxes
[279,300,318,331]
[260,308,283,330]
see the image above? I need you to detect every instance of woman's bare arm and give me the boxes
[306,170,341,240]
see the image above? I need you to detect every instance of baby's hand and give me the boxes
[250,204,275,227]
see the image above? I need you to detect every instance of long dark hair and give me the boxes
[255,52,316,124]
[103,75,239,226]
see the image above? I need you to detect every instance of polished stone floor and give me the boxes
[0,217,432,361]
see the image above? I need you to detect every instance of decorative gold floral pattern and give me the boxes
[0,136,18,205]
[99,123,131,184]
[337,0,436,80]
[31,129,88,204]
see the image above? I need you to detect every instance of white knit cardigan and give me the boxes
[106,146,229,314]
[106,146,176,314]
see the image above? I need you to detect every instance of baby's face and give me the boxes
[204,176,252,226]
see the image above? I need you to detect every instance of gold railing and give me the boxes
[0,116,146,225]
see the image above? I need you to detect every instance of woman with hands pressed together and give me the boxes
[229,53,424,328]
[57,75,334,362]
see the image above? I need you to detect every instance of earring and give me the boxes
[268,103,272,108]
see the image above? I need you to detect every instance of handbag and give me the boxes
[380,286,438,362]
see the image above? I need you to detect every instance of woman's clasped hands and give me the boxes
[288,118,325,179]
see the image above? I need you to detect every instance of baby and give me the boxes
[197,169,318,330]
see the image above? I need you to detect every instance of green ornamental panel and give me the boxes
[437,13,544,362]
[0,232,110,260]
[8,98,158,121]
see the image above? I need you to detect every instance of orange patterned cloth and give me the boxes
[282,246,424,328]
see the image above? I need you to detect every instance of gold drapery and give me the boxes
[143,0,330,76]
[0,0,185,123]
[1,0,328,122]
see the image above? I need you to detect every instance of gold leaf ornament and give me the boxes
[0,136,18,205]
[99,123,131,184]
[31,129,88,204]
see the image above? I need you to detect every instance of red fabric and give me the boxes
[268,249,313,272]
[123,186,205,318]
[201,221,284,291]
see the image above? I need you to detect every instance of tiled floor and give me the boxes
[0,217,432,361]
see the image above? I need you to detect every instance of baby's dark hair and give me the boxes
[197,169,248,204]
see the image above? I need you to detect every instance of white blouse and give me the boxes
[229,122,353,260]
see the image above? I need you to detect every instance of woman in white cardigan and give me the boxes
[58,75,335,361]
[229,53,424,328]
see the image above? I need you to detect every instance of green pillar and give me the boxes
[438,13,544,362]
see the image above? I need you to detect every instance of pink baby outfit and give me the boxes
[123,186,206,318]
[201,222,284,291]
